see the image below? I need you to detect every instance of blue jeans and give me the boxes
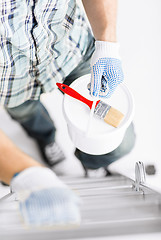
[6,33,136,169]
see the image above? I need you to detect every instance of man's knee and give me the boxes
[115,123,136,157]
[99,123,136,164]
[75,123,136,169]
[6,100,40,122]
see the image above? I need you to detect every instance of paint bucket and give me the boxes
[63,74,134,155]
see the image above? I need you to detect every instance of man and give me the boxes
[0,0,135,176]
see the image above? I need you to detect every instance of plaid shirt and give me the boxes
[0,0,91,107]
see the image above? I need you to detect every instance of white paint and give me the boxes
[86,99,97,137]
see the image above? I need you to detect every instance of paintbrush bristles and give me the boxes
[104,107,124,128]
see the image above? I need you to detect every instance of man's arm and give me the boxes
[0,130,41,184]
[81,0,123,99]
[82,0,117,42]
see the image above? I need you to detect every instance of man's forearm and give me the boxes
[0,130,42,185]
[82,0,117,42]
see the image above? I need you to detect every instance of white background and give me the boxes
[115,0,161,189]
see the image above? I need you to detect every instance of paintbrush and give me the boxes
[56,83,124,128]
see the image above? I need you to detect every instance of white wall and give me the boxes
[118,0,161,157]
[109,0,161,188]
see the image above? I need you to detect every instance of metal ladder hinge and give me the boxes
[133,161,146,192]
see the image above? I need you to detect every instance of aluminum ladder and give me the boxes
[0,161,161,240]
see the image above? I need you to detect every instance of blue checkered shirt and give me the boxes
[0,0,91,107]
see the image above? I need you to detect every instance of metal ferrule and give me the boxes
[94,101,111,119]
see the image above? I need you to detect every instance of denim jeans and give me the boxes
[6,33,136,169]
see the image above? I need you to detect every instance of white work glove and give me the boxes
[11,167,81,226]
[89,41,124,98]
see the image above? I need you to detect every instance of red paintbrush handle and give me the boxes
[56,83,99,109]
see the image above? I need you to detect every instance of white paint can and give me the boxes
[63,74,135,155]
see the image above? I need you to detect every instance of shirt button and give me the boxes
[35,70,39,76]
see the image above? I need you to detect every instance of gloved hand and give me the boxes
[89,41,124,98]
[11,167,81,226]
